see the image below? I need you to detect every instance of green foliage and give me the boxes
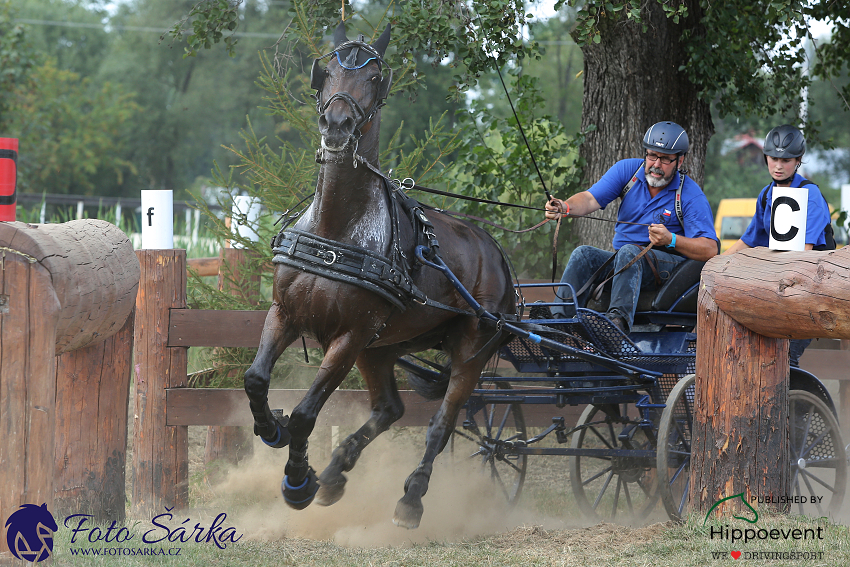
[9,59,140,195]
[16,0,111,78]
[164,0,241,58]
[565,0,689,45]
[563,0,850,139]
[393,0,544,99]
[0,0,38,129]
[447,71,591,277]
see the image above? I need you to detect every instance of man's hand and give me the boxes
[648,223,673,247]
[545,198,568,220]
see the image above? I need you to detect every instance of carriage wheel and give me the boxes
[789,389,847,517]
[569,402,659,522]
[656,374,695,521]
[451,380,528,506]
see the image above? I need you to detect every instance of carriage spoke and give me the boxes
[622,479,634,513]
[582,464,615,486]
[592,471,615,512]
[494,404,512,440]
[800,470,826,516]
[586,424,617,451]
[799,468,837,493]
[677,476,690,516]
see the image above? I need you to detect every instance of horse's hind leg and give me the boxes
[393,325,499,529]
[316,348,405,506]
[244,302,298,448]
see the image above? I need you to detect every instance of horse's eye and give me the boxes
[371,76,379,82]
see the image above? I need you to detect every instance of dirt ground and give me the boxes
[124,382,849,559]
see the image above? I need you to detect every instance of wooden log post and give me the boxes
[54,313,135,523]
[203,247,259,471]
[132,250,188,517]
[0,220,138,553]
[691,247,850,517]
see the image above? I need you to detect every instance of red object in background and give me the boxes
[0,138,18,221]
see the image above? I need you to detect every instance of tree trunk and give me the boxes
[571,1,712,250]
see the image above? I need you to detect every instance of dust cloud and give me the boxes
[203,425,581,547]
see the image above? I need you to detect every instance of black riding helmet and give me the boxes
[642,121,689,155]
[763,124,806,158]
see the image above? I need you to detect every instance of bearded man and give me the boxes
[544,121,718,333]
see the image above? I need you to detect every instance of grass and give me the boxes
[47,512,850,566]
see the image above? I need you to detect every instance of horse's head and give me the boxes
[312,22,392,154]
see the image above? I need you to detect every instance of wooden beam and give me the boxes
[168,309,317,349]
[166,388,584,429]
[705,247,850,339]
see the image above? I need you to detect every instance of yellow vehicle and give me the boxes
[714,197,847,252]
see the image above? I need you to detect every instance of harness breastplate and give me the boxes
[272,229,425,310]
[271,179,438,311]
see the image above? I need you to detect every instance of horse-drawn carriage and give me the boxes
[244,21,846,528]
[403,258,847,522]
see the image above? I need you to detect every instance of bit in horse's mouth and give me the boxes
[320,136,351,153]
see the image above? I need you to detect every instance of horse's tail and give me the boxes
[396,356,451,400]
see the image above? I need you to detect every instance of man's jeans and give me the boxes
[552,244,688,329]
[789,339,812,368]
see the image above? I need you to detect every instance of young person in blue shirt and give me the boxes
[723,124,832,366]
[544,122,719,333]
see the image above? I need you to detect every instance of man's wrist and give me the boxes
[666,233,677,248]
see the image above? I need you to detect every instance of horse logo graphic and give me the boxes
[4,503,58,562]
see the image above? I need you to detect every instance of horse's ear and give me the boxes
[333,21,348,48]
[310,59,326,91]
[373,23,391,57]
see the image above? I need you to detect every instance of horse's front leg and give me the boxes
[316,348,406,506]
[244,302,298,448]
[282,333,366,510]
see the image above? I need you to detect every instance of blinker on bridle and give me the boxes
[310,35,394,142]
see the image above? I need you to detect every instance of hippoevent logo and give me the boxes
[4,503,58,563]
[704,493,826,560]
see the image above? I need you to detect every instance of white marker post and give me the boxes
[141,190,174,249]
[769,187,808,251]
[231,195,262,248]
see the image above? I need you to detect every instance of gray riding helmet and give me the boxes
[642,121,689,155]
[763,124,806,158]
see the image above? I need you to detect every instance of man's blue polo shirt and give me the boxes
[588,158,718,250]
[740,173,831,248]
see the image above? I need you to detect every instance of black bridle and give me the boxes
[310,37,394,139]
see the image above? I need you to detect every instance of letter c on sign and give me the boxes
[770,196,800,242]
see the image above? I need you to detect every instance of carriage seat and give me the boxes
[586,258,704,315]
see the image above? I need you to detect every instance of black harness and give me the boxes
[272,178,471,314]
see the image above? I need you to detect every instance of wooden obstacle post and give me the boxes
[0,220,138,553]
[691,247,850,516]
[54,313,135,523]
[203,247,259,471]
[132,250,188,517]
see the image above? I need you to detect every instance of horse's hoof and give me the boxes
[282,468,319,510]
[392,494,424,529]
[259,411,291,449]
[315,473,347,506]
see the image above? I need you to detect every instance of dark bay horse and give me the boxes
[243,22,515,529]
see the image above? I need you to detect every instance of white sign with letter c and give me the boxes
[769,187,808,251]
